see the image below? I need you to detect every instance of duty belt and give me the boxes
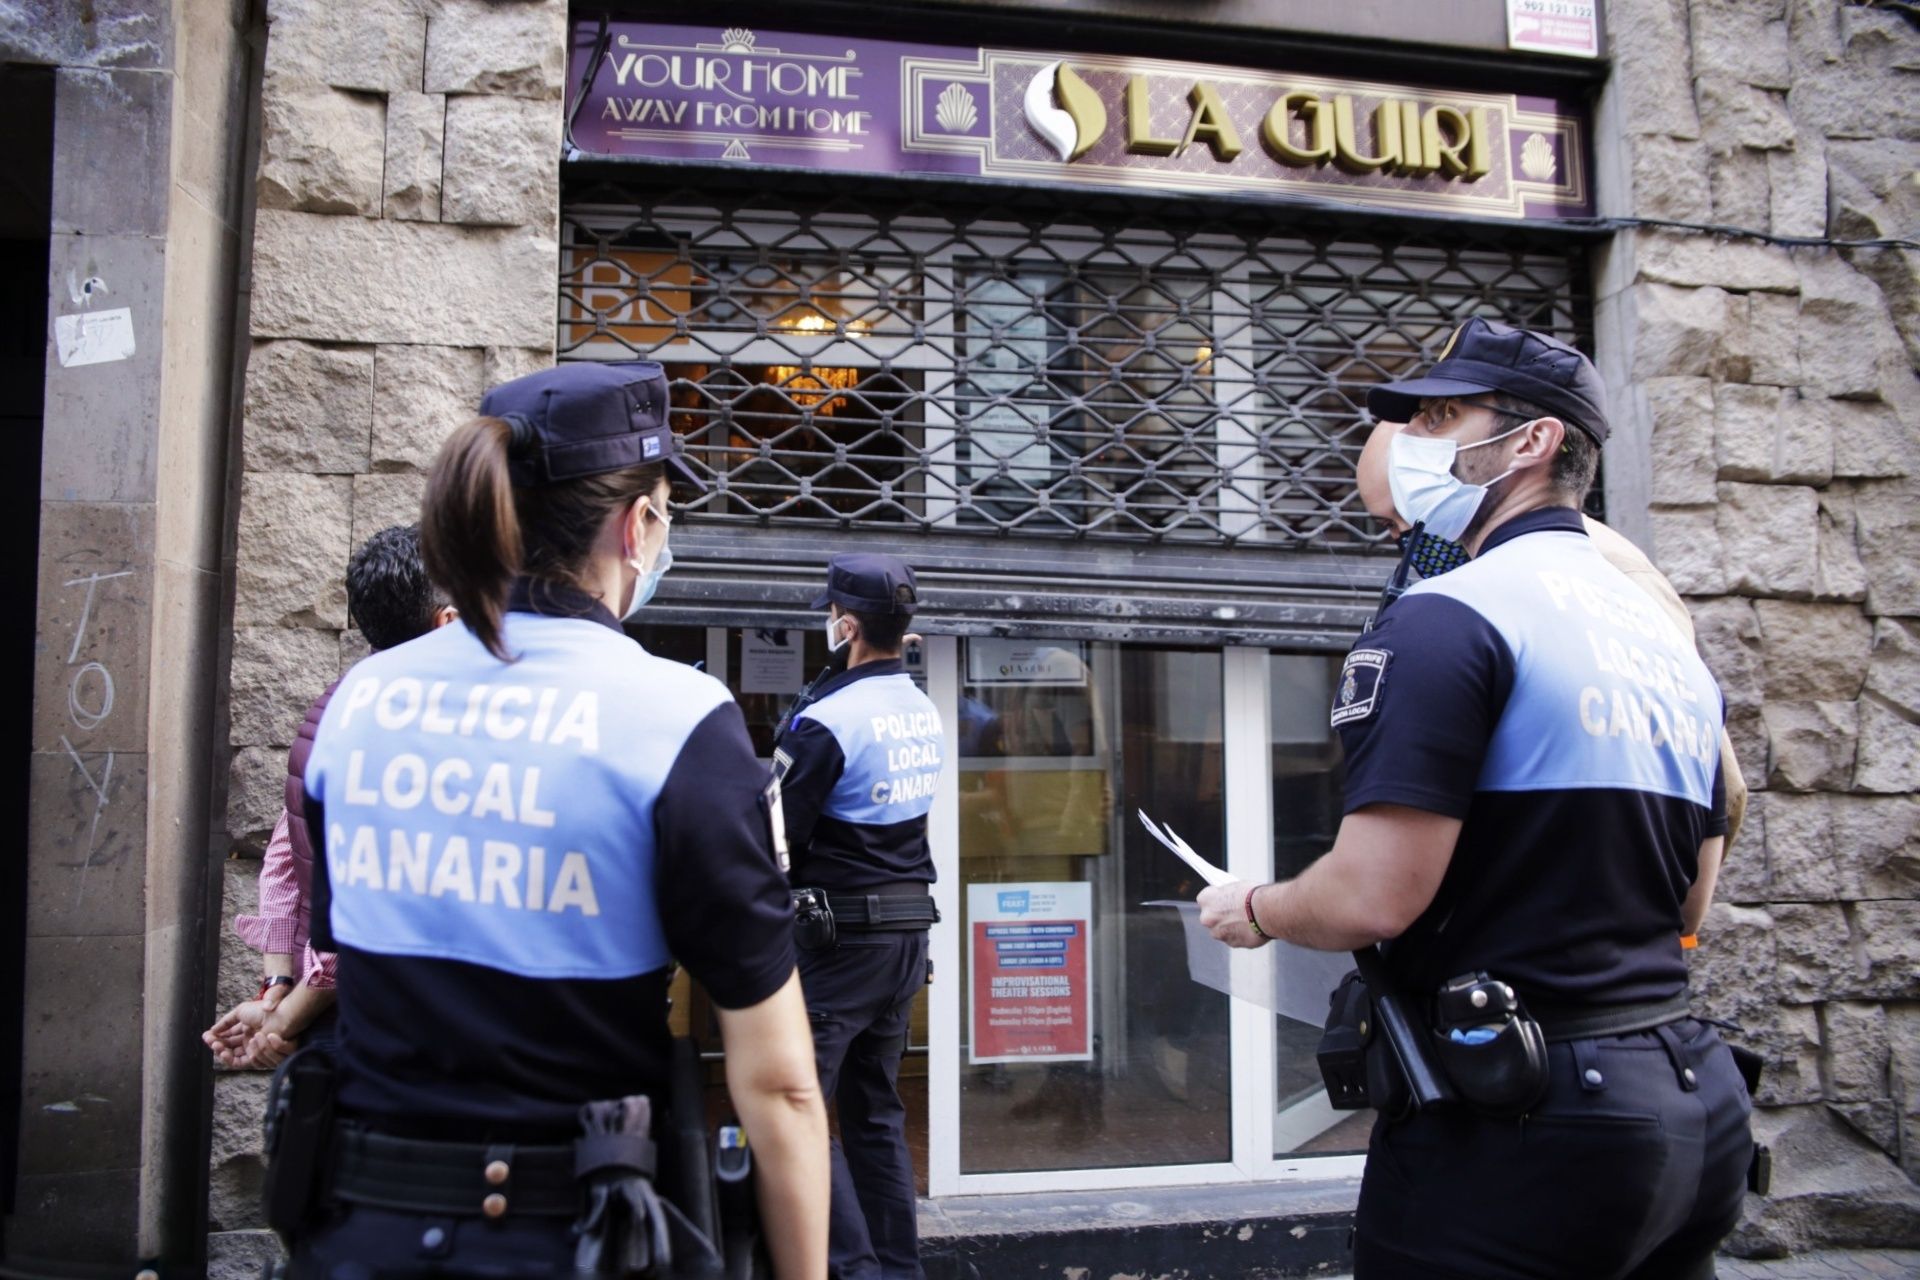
[823,889,939,931]
[1533,992,1693,1043]
[329,1123,645,1218]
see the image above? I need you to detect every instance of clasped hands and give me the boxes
[202,984,302,1070]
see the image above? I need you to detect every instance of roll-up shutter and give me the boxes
[558,183,1591,648]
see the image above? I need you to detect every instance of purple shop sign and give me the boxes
[567,21,1593,221]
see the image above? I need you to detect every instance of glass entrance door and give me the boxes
[948,640,1232,1176]
[631,622,1369,1196]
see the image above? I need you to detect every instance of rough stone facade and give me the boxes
[1596,0,1920,1255]
[206,0,1919,1264]
[209,0,562,1264]
[3,0,254,1263]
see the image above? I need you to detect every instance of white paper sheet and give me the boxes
[1136,809,1235,887]
[54,307,136,367]
[1145,900,1352,1027]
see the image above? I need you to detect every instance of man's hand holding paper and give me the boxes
[1196,880,1270,950]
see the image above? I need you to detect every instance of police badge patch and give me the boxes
[1330,648,1390,726]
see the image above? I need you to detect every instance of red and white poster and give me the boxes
[967,882,1092,1064]
[1506,0,1600,59]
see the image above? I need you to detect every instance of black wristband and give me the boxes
[258,975,296,998]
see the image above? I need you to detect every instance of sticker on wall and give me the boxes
[968,881,1093,1064]
[54,308,137,368]
[1506,0,1599,58]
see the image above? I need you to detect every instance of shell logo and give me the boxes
[1022,61,1107,162]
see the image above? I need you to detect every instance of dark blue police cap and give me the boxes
[1367,317,1609,444]
[811,553,919,614]
[478,361,703,489]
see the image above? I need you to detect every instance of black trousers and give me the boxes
[1354,1019,1752,1280]
[799,929,929,1280]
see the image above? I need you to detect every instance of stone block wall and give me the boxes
[210,0,562,1257]
[203,0,1918,1262]
[1598,0,1920,1253]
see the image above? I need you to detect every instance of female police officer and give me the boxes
[295,362,828,1278]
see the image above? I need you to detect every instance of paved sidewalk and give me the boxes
[1317,1252,1920,1280]
[1715,1250,1920,1278]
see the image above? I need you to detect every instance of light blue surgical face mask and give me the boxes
[1385,421,1529,543]
[622,506,672,620]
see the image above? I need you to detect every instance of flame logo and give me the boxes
[1022,61,1106,162]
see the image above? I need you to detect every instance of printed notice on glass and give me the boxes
[1506,0,1599,58]
[965,639,1089,687]
[968,882,1093,1064]
[741,629,805,694]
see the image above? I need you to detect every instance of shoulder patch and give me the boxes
[1331,648,1390,726]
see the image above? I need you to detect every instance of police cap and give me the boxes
[478,361,704,489]
[1367,317,1609,445]
[811,553,918,614]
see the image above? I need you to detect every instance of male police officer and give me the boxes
[776,553,944,1280]
[1199,319,1753,1279]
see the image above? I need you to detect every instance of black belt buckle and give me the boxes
[793,887,837,953]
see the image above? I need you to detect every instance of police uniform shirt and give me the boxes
[1333,508,1728,1010]
[774,658,942,890]
[305,582,795,1133]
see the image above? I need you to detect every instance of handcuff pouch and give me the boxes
[792,888,837,953]
[1427,971,1549,1118]
[1427,1017,1549,1117]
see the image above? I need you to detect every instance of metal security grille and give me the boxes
[558,187,1589,556]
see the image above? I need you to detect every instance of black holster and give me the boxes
[1315,970,1375,1112]
[792,888,837,953]
[1315,968,1418,1120]
[262,1044,338,1239]
[1317,959,1549,1122]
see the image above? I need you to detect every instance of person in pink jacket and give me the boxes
[203,525,453,1069]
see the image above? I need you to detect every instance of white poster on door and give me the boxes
[741,629,805,694]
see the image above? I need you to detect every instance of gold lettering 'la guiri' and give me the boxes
[1179,81,1242,160]
[1262,91,1334,164]
[1125,74,1181,156]
[1121,75,1494,182]
[1265,91,1490,180]
[1123,77,1244,161]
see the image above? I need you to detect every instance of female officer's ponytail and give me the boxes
[422,414,668,663]
[422,416,523,662]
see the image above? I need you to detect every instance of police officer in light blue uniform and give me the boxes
[294,362,828,1279]
[1199,320,1753,1279]
[774,554,943,1280]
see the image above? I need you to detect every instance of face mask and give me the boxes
[622,505,671,620]
[825,612,850,654]
[1385,422,1528,543]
